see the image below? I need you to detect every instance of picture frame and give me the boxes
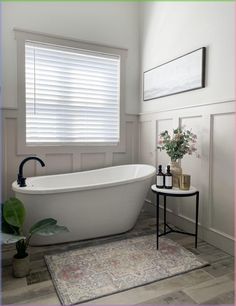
[143,47,206,101]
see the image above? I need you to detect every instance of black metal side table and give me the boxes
[151,185,199,250]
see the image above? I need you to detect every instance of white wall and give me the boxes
[2,1,140,114]
[139,2,235,254]
[140,2,234,113]
[2,2,235,254]
[2,2,140,199]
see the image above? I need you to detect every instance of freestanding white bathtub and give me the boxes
[12,164,155,245]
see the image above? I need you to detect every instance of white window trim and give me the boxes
[15,29,127,153]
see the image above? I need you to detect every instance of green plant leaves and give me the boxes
[157,127,198,160]
[3,198,25,228]
[29,218,69,236]
[35,224,69,236]
[1,198,69,255]
[29,218,57,235]
[1,204,20,235]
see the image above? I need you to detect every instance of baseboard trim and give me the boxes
[143,200,234,255]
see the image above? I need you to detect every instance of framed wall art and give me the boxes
[143,47,206,101]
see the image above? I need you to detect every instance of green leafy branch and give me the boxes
[1,198,69,258]
[157,127,199,161]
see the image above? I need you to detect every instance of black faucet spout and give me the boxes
[17,157,45,187]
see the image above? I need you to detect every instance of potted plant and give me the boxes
[157,127,199,187]
[1,197,69,277]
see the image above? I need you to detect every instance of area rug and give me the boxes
[45,234,208,305]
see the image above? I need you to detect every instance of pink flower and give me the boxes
[190,145,197,152]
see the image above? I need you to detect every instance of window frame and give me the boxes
[15,29,127,152]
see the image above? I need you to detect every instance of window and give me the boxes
[25,41,120,144]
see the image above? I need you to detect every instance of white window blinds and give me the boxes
[25,41,120,144]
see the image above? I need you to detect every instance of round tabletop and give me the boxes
[151,184,198,195]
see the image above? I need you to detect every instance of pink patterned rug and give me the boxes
[45,234,208,305]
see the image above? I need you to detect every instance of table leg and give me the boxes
[195,192,199,248]
[164,195,167,234]
[156,193,159,250]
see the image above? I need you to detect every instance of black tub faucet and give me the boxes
[17,156,45,187]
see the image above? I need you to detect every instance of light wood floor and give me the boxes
[2,210,234,305]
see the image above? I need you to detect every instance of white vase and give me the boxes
[12,254,30,278]
[170,160,182,188]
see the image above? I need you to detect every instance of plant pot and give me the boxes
[12,253,30,278]
[170,160,182,188]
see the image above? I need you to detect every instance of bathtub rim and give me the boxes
[12,164,156,195]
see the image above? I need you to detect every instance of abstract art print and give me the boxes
[143,47,206,101]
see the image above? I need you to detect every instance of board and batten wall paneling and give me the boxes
[113,121,137,166]
[81,153,106,171]
[156,118,174,169]
[155,118,177,215]
[4,115,36,198]
[3,109,138,200]
[179,116,203,225]
[139,100,235,255]
[139,1,234,254]
[45,154,73,175]
[210,113,234,237]
[139,120,154,165]
[138,119,156,204]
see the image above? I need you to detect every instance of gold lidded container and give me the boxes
[179,174,191,190]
